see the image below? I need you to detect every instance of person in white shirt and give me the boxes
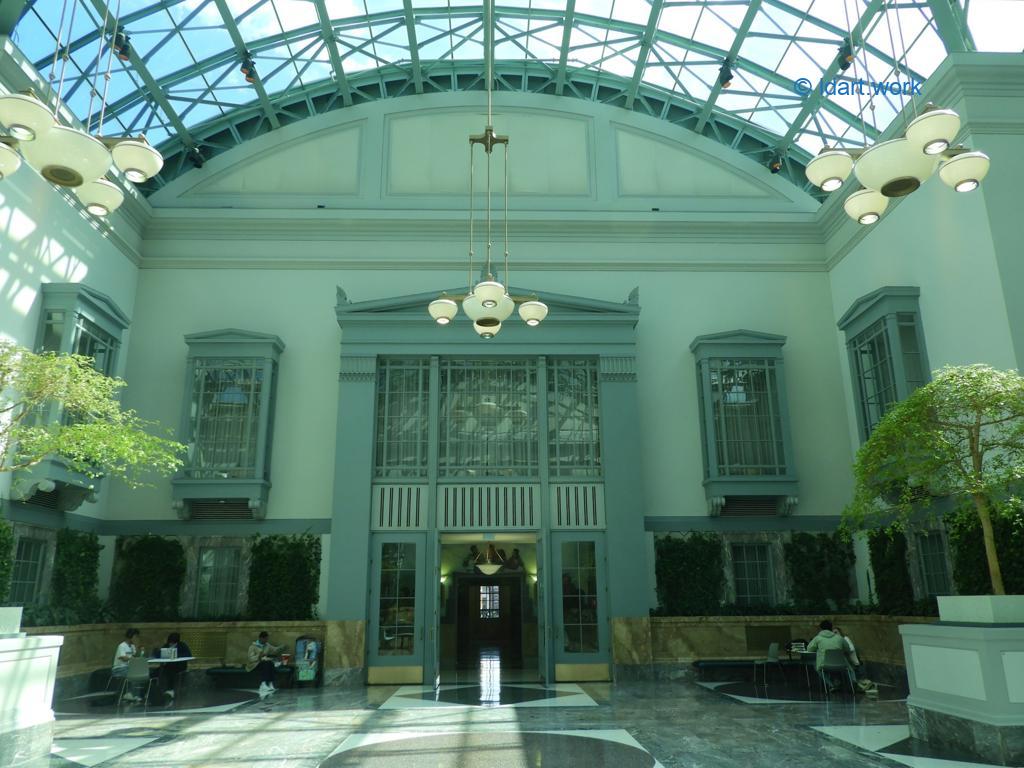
[111,628,142,701]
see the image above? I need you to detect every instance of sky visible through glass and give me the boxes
[10,1,1021,176]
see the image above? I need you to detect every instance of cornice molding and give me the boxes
[338,355,376,382]
[598,356,637,382]
[142,213,824,245]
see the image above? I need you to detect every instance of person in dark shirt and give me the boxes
[153,632,192,701]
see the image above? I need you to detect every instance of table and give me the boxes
[797,650,816,688]
[147,656,195,664]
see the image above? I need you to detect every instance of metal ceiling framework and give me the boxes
[8,1,969,194]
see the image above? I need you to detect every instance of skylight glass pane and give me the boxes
[969,0,1024,51]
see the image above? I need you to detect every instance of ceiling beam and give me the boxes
[554,0,576,96]
[775,0,886,156]
[624,0,665,110]
[402,0,423,94]
[926,0,976,53]
[695,0,763,133]
[211,0,280,130]
[83,0,194,148]
[312,0,352,106]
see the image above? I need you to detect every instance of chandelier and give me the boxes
[803,1,989,225]
[806,104,990,225]
[426,0,548,339]
[0,0,163,216]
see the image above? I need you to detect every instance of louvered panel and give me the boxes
[371,484,428,530]
[437,484,538,530]
[189,499,253,520]
[551,483,605,529]
[720,496,779,516]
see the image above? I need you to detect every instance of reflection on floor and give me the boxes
[54,686,257,717]
[29,673,991,767]
[323,730,662,768]
[696,678,907,705]
[813,725,1008,768]
[381,682,597,709]
[441,645,540,685]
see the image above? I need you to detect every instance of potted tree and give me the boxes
[844,364,1023,620]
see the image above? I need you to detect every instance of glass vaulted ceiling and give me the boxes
[9,1,1008,193]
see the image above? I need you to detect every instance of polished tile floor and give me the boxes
[33,671,1006,768]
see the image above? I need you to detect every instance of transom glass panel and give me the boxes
[918,532,952,597]
[374,359,430,479]
[707,359,786,476]
[479,584,500,619]
[439,360,539,478]
[186,360,265,479]
[732,543,773,606]
[378,542,417,656]
[548,359,601,477]
[560,541,599,654]
[195,546,242,618]
[9,537,47,605]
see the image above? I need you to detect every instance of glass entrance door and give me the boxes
[551,532,609,676]
[368,533,425,684]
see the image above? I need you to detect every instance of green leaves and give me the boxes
[653,533,724,615]
[247,534,321,620]
[783,532,855,610]
[108,536,186,621]
[0,342,186,485]
[844,365,1024,594]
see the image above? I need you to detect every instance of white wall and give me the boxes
[0,162,140,517]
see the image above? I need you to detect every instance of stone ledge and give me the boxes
[909,704,1024,766]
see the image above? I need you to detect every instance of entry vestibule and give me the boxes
[329,287,649,687]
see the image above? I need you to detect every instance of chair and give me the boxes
[118,657,155,707]
[819,648,856,697]
[753,642,783,687]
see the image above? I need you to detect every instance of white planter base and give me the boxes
[938,595,1024,624]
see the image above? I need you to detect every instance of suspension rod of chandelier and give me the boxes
[0,0,164,217]
[427,0,548,339]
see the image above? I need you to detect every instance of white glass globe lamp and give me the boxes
[938,151,990,193]
[20,125,111,187]
[0,92,55,142]
[905,108,960,156]
[805,149,853,192]
[74,178,124,216]
[844,188,888,225]
[474,280,506,310]
[854,138,938,197]
[473,319,501,339]
[428,296,458,325]
[518,300,548,327]
[0,139,22,180]
[110,137,164,182]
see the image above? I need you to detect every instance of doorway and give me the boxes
[438,536,540,684]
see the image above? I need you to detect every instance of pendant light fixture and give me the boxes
[804,1,991,225]
[426,0,548,338]
[0,0,163,214]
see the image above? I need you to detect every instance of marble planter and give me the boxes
[900,621,1024,765]
[0,606,24,637]
[938,595,1024,623]
[0,633,64,767]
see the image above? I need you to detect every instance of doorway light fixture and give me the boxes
[426,0,547,339]
[475,543,505,576]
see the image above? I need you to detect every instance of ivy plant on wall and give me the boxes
[783,532,855,610]
[946,509,1024,595]
[867,530,919,614]
[653,532,724,615]
[247,534,321,620]
[109,535,186,621]
[0,517,13,602]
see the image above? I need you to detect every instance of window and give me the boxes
[195,547,242,618]
[439,360,539,477]
[377,542,417,656]
[186,361,264,479]
[691,331,797,515]
[479,585,500,619]
[548,359,601,477]
[9,537,47,605]
[732,544,773,606]
[838,287,929,441]
[561,541,599,653]
[173,330,284,519]
[918,532,952,597]
[374,359,430,478]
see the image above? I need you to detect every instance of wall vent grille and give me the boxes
[551,484,605,529]
[27,489,60,510]
[438,485,537,530]
[720,496,779,516]
[189,499,254,520]
[371,485,427,530]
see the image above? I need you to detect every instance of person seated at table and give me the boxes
[152,632,193,702]
[806,620,849,692]
[111,628,143,702]
[247,631,282,696]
